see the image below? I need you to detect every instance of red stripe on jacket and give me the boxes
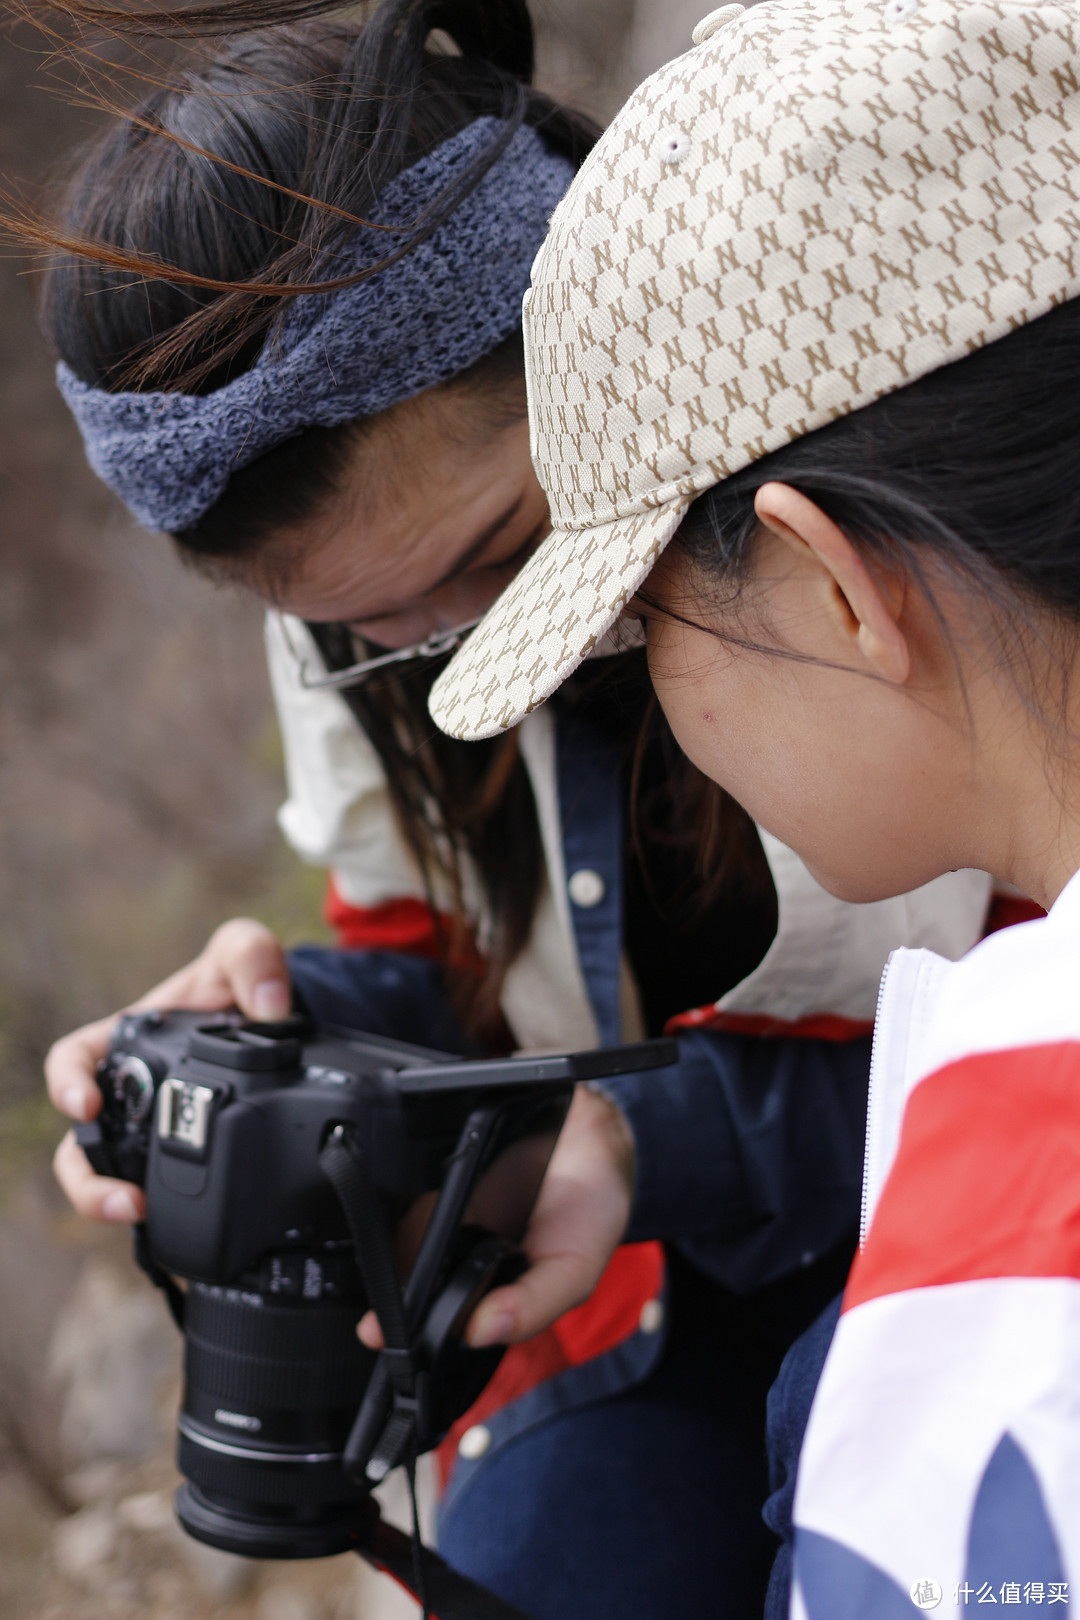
[325,880,487,975]
[845,1041,1080,1312]
[326,884,446,958]
[983,892,1046,935]
[666,1005,874,1041]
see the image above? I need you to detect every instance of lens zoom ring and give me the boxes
[185,1336,365,1409]
[186,1288,361,1359]
[184,1288,366,1409]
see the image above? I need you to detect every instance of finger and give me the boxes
[45,1015,119,1121]
[466,1250,601,1349]
[357,1310,385,1351]
[133,918,291,1021]
[53,1132,146,1223]
[44,919,288,1129]
[195,918,292,1021]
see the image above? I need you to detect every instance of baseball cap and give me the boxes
[430,0,1080,741]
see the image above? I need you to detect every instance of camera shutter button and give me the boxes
[568,869,605,908]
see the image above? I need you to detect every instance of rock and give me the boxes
[373,1450,437,1542]
[116,1489,173,1533]
[52,1504,117,1581]
[48,1261,179,1465]
[352,1558,422,1620]
[257,1587,326,1620]
[145,1567,187,1608]
[179,1534,258,1599]
[62,1459,124,1507]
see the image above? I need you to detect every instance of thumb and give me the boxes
[203,918,292,1021]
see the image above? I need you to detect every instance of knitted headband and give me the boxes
[57,119,576,533]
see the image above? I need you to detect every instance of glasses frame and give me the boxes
[276,613,483,693]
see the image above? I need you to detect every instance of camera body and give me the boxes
[78,1009,675,1559]
[91,1011,498,1283]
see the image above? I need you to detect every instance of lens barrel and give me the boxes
[176,1267,375,1559]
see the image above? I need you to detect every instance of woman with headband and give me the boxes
[36,1,990,1613]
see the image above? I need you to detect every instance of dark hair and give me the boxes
[676,296,1080,709]
[26,0,753,1040]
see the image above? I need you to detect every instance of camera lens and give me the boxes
[175,1252,376,1559]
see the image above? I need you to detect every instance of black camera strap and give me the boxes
[319,1127,536,1620]
[365,1516,537,1620]
[318,1126,420,1462]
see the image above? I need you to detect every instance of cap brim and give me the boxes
[429,497,691,741]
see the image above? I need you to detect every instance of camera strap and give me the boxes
[318,1127,420,1466]
[365,1516,537,1620]
[319,1127,537,1620]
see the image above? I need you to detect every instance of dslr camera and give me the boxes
[76,1010,673,1560]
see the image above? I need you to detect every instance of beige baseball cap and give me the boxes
[431,0,1080,741]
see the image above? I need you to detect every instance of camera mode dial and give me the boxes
[111,1054,156,1125]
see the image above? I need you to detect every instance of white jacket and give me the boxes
[792,872,1080,1613]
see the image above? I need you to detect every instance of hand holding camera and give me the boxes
[46,922,641,1356]
[45,919,665,1565]
[47,918,293,1223]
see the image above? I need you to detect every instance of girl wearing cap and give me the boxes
[34,0,992,1613]
[432,0,1080,1609]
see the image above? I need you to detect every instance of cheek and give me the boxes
[647,621,774,797]
[650,628,945,904]
[647,623,847,859]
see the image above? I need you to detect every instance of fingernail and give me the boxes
[252,980,290,1020]
[61,1087,88,1122]
[102,1189,138,1222]
[470,1310,514,1349]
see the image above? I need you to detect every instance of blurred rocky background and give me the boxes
[0,1,718,1615]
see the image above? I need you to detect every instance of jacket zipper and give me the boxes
[859,951,896,1249]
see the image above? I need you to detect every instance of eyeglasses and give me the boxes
[275,613,483,693]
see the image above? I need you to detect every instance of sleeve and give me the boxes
[597,1026,870,1293]
[287,942,476,1057]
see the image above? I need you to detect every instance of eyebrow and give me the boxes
[422,492,527,597]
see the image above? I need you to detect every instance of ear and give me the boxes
[754,482,910,686]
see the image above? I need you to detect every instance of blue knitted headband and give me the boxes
[57,119,575,533]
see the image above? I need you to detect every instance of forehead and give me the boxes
[265,410,535,617]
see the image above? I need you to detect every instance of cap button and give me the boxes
[655,128,693,168]
[458,1424,493,1461]
[568,869,606,908]
[692,4,745,44]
